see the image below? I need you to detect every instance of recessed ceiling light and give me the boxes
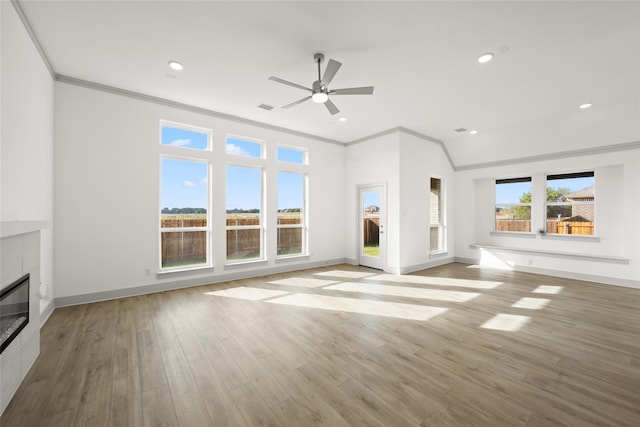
[469,129,479,135]
[477,53,494,64]
[578,103,593,109]
[339,117,347,122]
[168,60,183,71]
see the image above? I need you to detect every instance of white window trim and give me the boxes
[159,153,212,272]
[430,176,446,255]
[494,177,533,234]
[276,172,308,259]
[225,165,266,264]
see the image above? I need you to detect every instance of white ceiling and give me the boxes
[19,1,640,166]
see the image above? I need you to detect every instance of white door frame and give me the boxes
[357,183,387,270]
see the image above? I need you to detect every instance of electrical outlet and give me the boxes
[528,258,533,265]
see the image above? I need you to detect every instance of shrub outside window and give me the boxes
[495,177,532,233]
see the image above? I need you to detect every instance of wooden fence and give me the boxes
[161,216,303,263]
[496,219,594,235]
[363,218,380,245]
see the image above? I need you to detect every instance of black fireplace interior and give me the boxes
[0,274,30,354]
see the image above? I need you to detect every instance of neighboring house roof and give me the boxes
[566,185,594,200]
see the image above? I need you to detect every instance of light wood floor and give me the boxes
[2,263,639,426]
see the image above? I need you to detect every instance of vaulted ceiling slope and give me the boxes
[17,1,640,167]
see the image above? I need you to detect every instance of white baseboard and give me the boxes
[54,258,348,307]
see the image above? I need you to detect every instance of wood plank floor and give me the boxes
[2,263,639,426]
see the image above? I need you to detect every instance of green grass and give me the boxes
[363,244,380,257]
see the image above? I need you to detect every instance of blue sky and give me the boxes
[363,191,380,209]
[161,126,305,212]
[496,177,594,204]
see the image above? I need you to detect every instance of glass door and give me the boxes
[358,184,386,270]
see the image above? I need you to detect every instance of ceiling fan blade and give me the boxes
[269,76,312,92]
[324,98,340,115]
[282,96,312,109]
[322,59,342,85]
[331,86,374,95]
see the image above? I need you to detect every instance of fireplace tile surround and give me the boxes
[0,223,42,415]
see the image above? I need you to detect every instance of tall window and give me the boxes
[159,122,211,270]
[226,165,263,262]
[430,177,445,253]
[277,172,306,256]
[545,172,595,235]
[495,177,532,232]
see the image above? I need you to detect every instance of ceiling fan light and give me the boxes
[312,92,329,103]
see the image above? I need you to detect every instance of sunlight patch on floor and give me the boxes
[532,285,564,294]
[314,270,378,279]
[367,274,502,290]
[511,297,551,310]
[267,277,339,288]
[205,287,288,301]
[479,250,515,270]
[323,282,481,302]
[266,293,448,321]
[481,314,531,332]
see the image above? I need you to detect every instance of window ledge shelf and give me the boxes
[490,231,537,239]
[470,244,629,264]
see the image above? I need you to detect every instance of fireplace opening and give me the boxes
[1,274,29,354]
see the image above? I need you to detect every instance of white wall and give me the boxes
[455,149,640,286]
[344,129,455,274]
[345,131,400,270]
[1,2,55,313]
[398,131,455,272]
[54,82,345,301]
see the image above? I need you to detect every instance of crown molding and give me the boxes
[455,140,640,172]
[11,0,56,79]
[55,75,344,146]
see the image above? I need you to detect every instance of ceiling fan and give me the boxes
[269,53,374,115]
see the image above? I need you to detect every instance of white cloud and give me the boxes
[226,143,250,156]
[183,180,195,187]
[169,138,191,147]
[200,178,208,186]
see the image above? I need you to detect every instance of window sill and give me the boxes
[429,250,448,257]
[490,231,537,239]
[541,234,600,242]
[224,259,268,269]
[157,264,214,275]
[276,254,310,263]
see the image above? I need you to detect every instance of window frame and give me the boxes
[429,176,446,254]
[277,145,308,165]
[225,163,266,264]
[276,171,308,258]
[226,134,265,159]
[494,176,533,233]
[159,151,212,272]
[159,120,212,152]
[545,171,595,236]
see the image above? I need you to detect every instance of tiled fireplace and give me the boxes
[0,224,42,415]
